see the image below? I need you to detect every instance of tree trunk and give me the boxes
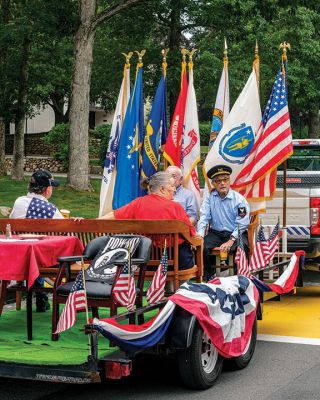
[12,37,31,180]
[68,0,96,190]
[308,109,319,139]
[0,119,6,175]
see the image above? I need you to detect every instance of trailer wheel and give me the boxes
[226,318,257,370]
[177,324,223,390]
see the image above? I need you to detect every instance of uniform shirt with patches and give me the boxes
[10,193,64,219]
[197,188,250,238]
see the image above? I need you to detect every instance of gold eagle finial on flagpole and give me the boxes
[135,49,146,67]
[279,42,291,61]
[121,51,133,66]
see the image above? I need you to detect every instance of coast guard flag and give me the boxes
[93,276,258,358]
[113,65,144,209]
[146,247,168,305]
[233,61,293,200]
[204,70,261,184]
[251,250,304,295]
[163,63,188,166]
[54,269,86,334]
[182,63,201,208]
[99,64,130,217]
[141,71,168,183]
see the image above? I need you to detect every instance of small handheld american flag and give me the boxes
[113,249,136,311]
[147,246,168,305]
[235,231,250,277]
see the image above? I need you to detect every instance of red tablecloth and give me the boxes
[0,235,84,288]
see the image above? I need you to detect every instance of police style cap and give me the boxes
[30,170,60,187]
[207,165,232,180]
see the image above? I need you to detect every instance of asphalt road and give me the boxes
[1,340,319,400]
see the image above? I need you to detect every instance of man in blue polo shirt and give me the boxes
[197,165,250,278]
[166,165,198,226]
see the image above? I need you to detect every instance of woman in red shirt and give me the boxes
[100,172,201,269]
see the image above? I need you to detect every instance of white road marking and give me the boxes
[258,334,320,346]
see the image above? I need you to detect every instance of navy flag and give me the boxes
[141,71,168,187]
[113,63,145,209]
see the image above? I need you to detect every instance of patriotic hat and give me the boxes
[207,165,232,179]
[30,170,60,187]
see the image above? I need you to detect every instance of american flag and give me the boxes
[233,60,293,200]
[146,247,168,305]
[54,270,87,334]
[235,234,250,277]
[265,223,279,264]
[249,225,270,272]
[113,259,136,311]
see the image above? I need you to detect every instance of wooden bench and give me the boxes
[0,218,203,293]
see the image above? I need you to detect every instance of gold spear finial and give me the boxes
[135,49,146,66]
[224,38,228,59]
[188,49,197,62]
[121,51,133,65]
[162,48,169,77]
[255,39,259,55]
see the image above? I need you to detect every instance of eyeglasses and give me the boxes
[213,177,230,184]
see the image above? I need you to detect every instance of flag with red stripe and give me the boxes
[233,60,293,200]
[146,247,168,305]
[54,270,87,334]
[249,225,270,272]
[113,259,136,311]
[235,234,250,277]
[265,223,279,264]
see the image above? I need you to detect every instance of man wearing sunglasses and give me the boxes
[197,165,250,278]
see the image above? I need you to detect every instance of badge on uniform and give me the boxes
[238,207,247,218]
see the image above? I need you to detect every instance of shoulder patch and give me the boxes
[238,206,247,218]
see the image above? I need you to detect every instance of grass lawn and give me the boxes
[0,176,102,219]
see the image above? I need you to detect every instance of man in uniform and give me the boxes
[166,165,198,225]
[197,165,250,278]
[10,170,63,311]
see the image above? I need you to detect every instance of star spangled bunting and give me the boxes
[249,225,270,272]
[235,234,249,277]
[233,61,293,200]
[54,269,87,334]
[265,223,279,264]
[26,197,57,219]
[146,247,168,305]
[113,259,136,311]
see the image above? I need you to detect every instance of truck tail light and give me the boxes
[310,198,320,234]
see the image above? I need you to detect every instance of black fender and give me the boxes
[169,306,197,349]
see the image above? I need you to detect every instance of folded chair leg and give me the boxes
[0,280,8,316]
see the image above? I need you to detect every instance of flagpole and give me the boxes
[162,48,169,170]
[127,244,131,310]
[80,257,92,355]
[223,38,228,115]
[279,42,291,256]
[121,52,133,125]
[253,40,260,97]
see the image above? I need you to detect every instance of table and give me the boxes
[0,235,84,288]
[0,235,84,340]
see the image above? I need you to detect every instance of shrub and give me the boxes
[44,123,70,169]
[91,124,112,165]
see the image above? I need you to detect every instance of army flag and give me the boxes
[182,62,201,208]
[203,70,261,184]
[99,64,130,217]
[141,69,168,182]
[163,63,188,166]
[113,64,144,209]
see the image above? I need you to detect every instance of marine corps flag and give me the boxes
[163,54,188,166]
[113,53,145,209]
[182,54,201,208]
[203,70,261,184]
[99,58,131,217]
[141,59,168,184]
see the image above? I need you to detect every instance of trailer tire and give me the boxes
[226,318,257,370]
[177,323,223,390]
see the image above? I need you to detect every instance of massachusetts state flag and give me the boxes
[93,276,258,358]
[163,62,188,166]
[113,63,144,209]
[146,247,168,305]
[99,63,130,217]
[54,269,87,334]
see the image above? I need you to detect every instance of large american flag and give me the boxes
[113,259,136,311]
[146,247,168,305]
[265,223,279,264]
[249,225,270,272]
[233,60,293,200]
[235,234,250,277]
[54,270,87,334]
